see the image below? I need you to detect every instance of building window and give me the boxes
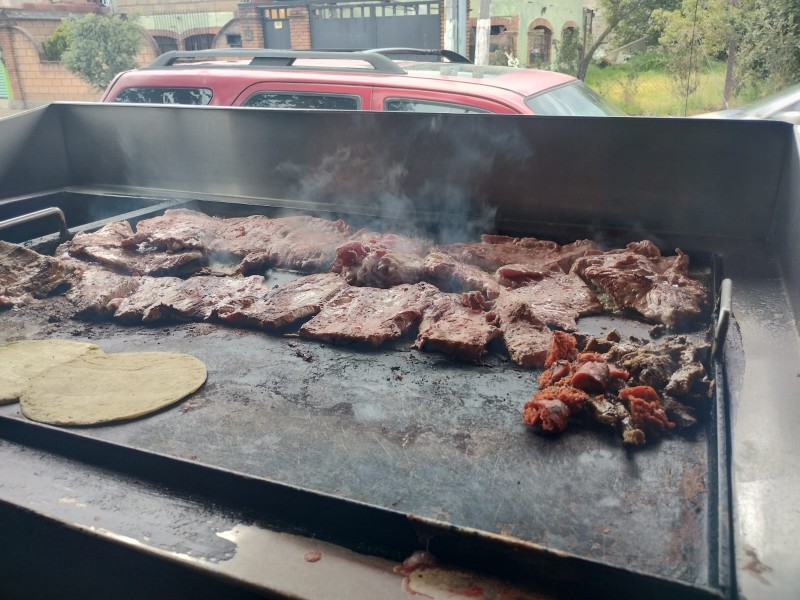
[529,26,552,65]
[153,36,179,56]
[184,34,215,51]
[226,34,243,48]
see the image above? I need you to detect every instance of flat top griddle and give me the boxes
[0,285,725,596]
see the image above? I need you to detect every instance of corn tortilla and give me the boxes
[20,352,207,426]
[0,339,104,405]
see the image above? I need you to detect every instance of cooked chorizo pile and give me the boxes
[524,331,711,445]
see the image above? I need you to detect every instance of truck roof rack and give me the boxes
[361,48,472,64]
[147,49,408,74]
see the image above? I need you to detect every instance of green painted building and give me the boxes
[470,0,583,68]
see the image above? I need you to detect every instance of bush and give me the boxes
[625,49,669,73]
[42,23,71,61]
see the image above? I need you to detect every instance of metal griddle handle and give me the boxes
[712,278,732,358]
[0,207,71,242]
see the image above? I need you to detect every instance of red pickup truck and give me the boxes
[101,48,621,116]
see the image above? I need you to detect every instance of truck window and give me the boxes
[243,92,360,110]
[384,99,491,114]
[113,87,213,105]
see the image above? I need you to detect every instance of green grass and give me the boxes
[585,59,730,116]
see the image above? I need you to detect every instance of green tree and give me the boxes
[61,14,141,91]
[654,0,739,102]
[579,0,677,80]
[42,22,71,61]
[735,0,800,95]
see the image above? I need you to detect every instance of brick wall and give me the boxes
[0,20,100,107]
[236,3,264,49]
[288,7,310,50]
[114,0,239,13]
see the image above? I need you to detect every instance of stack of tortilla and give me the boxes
[0,339,207,426]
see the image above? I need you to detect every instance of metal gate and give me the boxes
[309,1,440,50]
[263,7,292,50]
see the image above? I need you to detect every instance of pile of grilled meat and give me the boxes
[1,209,713,445]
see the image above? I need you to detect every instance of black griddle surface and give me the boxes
[0,295,716,588]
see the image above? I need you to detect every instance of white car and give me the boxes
[700,84,800,124]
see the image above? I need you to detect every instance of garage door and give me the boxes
[309,1,440,50]
[0,61,9,100]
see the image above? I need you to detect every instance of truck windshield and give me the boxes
[525,82,622,117]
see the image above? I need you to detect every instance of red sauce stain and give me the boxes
[304,550,322,563]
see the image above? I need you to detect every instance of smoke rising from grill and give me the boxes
[277,115,535,243]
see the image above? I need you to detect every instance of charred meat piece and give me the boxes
[237,216,352,274]
[437,235,601,272]
[491,296,552,368]
[570,242,707,329]
[422,252,503,299]
[215,272,350,330]
[413,293,501,362]
[0,241,74,308]
[493,272,603,331]
[300,283,438,346]
[605,335,710,399]
[59,221,205,277]
[584,395,645,445]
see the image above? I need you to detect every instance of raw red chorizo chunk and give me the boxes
[544,331,579,367]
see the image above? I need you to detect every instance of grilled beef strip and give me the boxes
[0,241,74,308]
[334,241,426,287]
[214,272,350,330]
[333,230,430,287]
[235,216,353,274]
[346,229,429,255]
[121,208,238,252]
[299,282,438,346]
[107,275,272,324]
[437,235,602,272]
[491,296,552,368]
[493,272,603,331]
[58,221,206,277]
[422,252,503,299]
[61,258,141,319]
[123,210,353,274]
[413,292,501,361]
[570,241,707,329]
